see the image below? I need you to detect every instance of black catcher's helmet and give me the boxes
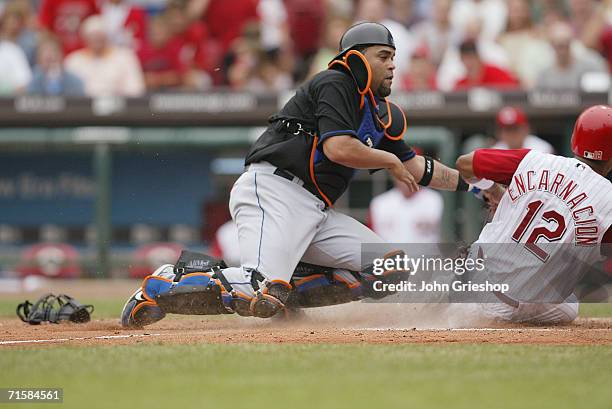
[332,22,395,61]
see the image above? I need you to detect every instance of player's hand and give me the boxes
[389,161,419,192]
[483,184,505,215]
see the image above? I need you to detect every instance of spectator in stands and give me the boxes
[437,16,511,91]
[450,0,507,42]
[138,15,184,91]
[325,0,354,19]
[38,0,99,55]
[369,176,443,244]
[245,48,293,92]
[400,44,437,91]
[187,0,259,56]
[0,0,37,66]
[129,0,166,12]
[579,0,612,72]
[100,0,147,53]
[568,0,599,39]
[224,25,260,90]
[497,0,552,89]
[535,21,607,90]
[411,0,459,67]
[258,0,289,52]
[492,106,554,153]
[454,39,519,90]
[164,1,212,90]
[532,0,567,29]
[284,0,325,67]
[355,0,416,83]
[388,0,422,30]
[223,20,292,91]
[28,36,84,96]
[65,15,145,97]
[307,15,351,77]
[0,4,31,95]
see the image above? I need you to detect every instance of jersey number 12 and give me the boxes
[512,200,567,262]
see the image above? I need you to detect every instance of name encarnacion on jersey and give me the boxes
[507,168,599,246]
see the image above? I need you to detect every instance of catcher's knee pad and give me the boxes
[150,273,232,314]
[250,280,292,318]
[121,264,233,328]
[228,291,254,317]
[288,268,364,308]
[214,268,292,318]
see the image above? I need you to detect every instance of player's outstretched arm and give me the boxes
[402,154,463,191]
[323,135,419,191]
[456,150,510,211]
[455,151,477,181]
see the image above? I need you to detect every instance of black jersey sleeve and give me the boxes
[313,73,361,141]
[377,137,416,162]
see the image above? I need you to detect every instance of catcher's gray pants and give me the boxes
[220,162,388,297]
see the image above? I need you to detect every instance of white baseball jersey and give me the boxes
[473,149,612,302]
[369,188,443,243]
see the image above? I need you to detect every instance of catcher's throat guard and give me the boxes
[328,50,406,141]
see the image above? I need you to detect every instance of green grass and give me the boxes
[1,297,610,408]
[578,303,612,318]
[1,344,611,409]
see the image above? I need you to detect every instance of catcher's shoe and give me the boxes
[120,264,173,328]
[250,281,292,318]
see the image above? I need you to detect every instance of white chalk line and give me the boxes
[2,327,609,345]
[0,333,163,345]
[343,327,611,332]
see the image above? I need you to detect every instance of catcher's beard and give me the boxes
[376,83,392,98]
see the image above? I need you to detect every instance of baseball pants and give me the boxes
[478,293,579,325]
[219,162,390,297]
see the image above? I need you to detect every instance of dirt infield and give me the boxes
[2,316,611,348]
[1,279,611,348]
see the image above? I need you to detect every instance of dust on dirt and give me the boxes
[1,314,611,349]
[1,279,611,348]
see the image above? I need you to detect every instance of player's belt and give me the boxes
[246,162,305,187]
[274,168,299,183]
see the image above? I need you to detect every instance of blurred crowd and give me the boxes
[0,0,611,97]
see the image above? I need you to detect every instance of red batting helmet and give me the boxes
[571,105,612,161]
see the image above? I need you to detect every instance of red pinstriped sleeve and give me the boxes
[473,149,531,185]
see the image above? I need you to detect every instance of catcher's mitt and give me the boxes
[16,294,94,325]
